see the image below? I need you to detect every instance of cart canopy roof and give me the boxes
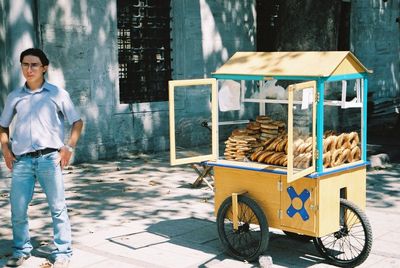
[213,51,371,78]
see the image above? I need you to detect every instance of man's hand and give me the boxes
[59,146,73,169]
[2,147,15,170]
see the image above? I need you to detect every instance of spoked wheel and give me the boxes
[217,195,269,262]
[313,198,373,267]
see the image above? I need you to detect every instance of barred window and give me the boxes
[117,0,172,103]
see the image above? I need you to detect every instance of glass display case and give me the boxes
[169,51,370,183]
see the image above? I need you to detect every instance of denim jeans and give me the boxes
[10,151,72,260]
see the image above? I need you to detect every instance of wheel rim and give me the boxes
[315,201,370,264]
[221,201,263,259]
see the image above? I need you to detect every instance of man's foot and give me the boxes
[53,257,70,268]
[6,255,29,267]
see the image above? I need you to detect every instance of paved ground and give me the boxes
[0,148,399,268]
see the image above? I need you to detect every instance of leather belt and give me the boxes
[19,148,59,158]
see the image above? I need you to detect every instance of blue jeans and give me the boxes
[10,151,72,260]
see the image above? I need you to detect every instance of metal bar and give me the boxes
[316,79,326,172]
[211,74,265,81]
[362,77,368,161]
[325,73,366,82]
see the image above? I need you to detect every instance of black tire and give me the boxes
[283,231,313,242]
[217,195,269,262]
[313,198,373,267]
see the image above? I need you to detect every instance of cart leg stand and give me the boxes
[190,164,214,190]
[231,191,247,230]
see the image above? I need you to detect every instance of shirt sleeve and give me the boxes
[0,92,17,128]
[60,90,81,125]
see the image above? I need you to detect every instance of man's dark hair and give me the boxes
[20,48,49,66]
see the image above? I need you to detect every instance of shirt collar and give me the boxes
[22,80,50,94]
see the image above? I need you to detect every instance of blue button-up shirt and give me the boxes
[0,81,81,155]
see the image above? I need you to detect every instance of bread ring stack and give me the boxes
[248,135,288,166]
[256,115,286,141]
[224,134,258,161]
[293,152,312,169]
[322,131,361,168]
[291,136,313,169]
[246,121,261,138]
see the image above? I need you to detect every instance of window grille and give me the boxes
[117,0,172,103]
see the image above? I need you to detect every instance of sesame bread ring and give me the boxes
[293,138,304,154]
[300,153,312,169]
[250,150,264,161]
[266,138,282,151]
[297,143,308,154]
[294,154,305,168]
[265,152,282,164]
[273,152,286,165]
[336,133,350,149]
[323,152,331,168]
[341,148,351,164]
[260,123,279,131]
[282,159,288,167]
[305,142,313,153]
[350,146,361,162]
[278,154,287,166]
[276,139,287,152]
[263,137,276,147]
[232,129,248,136]
[323,135,337,153]
[257,151,275,163]
[247,121,261,131]
[256,115,271,121]
[331,148,344,167]
[348,132,360,149]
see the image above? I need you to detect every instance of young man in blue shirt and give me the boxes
[0,48,83,268]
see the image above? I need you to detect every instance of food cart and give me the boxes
[168,51,373,267]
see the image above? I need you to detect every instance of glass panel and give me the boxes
[288,81,316,183]
[323,79,362,169]
[169,79,217,165]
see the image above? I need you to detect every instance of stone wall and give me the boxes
[351,0,400,127]
[1,0,399,163]
[35,0,256,162]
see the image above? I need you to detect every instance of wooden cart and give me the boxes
[169,52,373,267]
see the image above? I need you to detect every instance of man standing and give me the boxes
[0,48,83,268]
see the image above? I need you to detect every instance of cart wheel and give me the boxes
[217,195,269,262]
[313,198,373,267]
[283,231,313,242]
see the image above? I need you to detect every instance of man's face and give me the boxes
[21,55,48,85]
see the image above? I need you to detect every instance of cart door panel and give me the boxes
[169,78,218,165]
[280,177,317,236]
[287,81,317,183]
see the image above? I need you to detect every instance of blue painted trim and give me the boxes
[307,162,368,178]
[211,74,265,80]
[362,77,368,161]
[325,73,367,82]
[205,161,287,175]
[271,76,321,81]
[204,161,368,179]
[316,79,325,173]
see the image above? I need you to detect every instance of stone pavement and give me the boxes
[0,151,399,268]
